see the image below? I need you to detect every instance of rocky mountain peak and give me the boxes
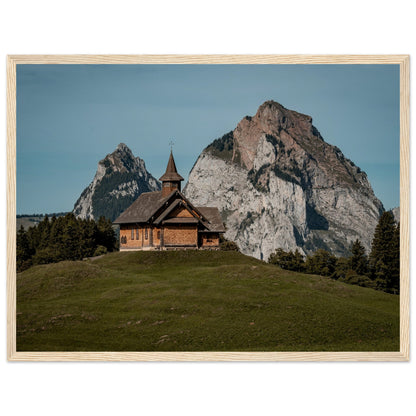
[185,100,384,260]
[232,100,319,172]
[98,142,146,176]
[255,100,313,132]
[73,143,160,221]
[116,142,130,152]
[208,100,368,192]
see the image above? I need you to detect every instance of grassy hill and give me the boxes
[16,251,400,352]
[17,213,69,230]
[16,215,44,230]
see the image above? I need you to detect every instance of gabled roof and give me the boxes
[113,189,200,225]
[113,189,225,233]
[168,190,207,222]
[154,199,194,224]
[159,151,184,182]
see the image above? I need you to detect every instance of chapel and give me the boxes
[113,151,225,250]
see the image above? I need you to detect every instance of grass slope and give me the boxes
[17,251,399,352]
[16,216,43,230]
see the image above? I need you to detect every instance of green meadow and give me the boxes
[16,251,399,352]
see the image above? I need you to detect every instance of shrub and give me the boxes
[268,248,305,272]
[93,245,108,257]
[220,236,239,251]
[32,247,61,265]
[340,271,376,289]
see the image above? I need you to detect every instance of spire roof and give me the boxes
[159,151,184,182]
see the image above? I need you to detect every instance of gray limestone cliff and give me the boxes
[391,207,400,223]
[184,100,384,260]
[73,143,160,221]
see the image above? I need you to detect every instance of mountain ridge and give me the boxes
[73,143,161,221]
[184,100,384,259]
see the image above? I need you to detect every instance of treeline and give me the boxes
[268,211,400,294]
[17,213,117,272]
[16,212,69,218]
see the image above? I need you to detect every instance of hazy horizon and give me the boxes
[16,64,400,214]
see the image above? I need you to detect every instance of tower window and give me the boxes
[163,182,178,188]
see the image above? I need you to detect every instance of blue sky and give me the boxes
[16,64,400,214]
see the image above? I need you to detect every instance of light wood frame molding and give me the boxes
[6,55,410,361]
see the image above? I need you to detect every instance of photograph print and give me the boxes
[9,56,409,359]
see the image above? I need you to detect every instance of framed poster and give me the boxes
[7,55,409,361]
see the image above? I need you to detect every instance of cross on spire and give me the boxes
[169,139,175,151]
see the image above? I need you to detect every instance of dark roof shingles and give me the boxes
[197,207,226,232]
[159,151,184,182]
[114,190,225,233]
[113,191,168,224]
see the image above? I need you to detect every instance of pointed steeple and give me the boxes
[159,151,184,196]
[159,150,184,182]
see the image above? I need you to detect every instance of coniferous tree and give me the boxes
[389,222,400,293]
[330,257,349,280]
[62,214,81,260]
[348,239,368,275]
[96,216,117,251]
[79,219,98,258]
[16,226,34,271]
[369,211,399,293]
[38,215,51,249]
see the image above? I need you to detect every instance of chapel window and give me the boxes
[145,228,148,239]
[131,229,134,240]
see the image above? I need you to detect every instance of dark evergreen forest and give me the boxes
[16,213,117,272]
[268,211,400,294]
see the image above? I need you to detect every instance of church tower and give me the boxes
[159,150,184,197]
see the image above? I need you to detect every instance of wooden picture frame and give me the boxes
[7,55,410,361]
